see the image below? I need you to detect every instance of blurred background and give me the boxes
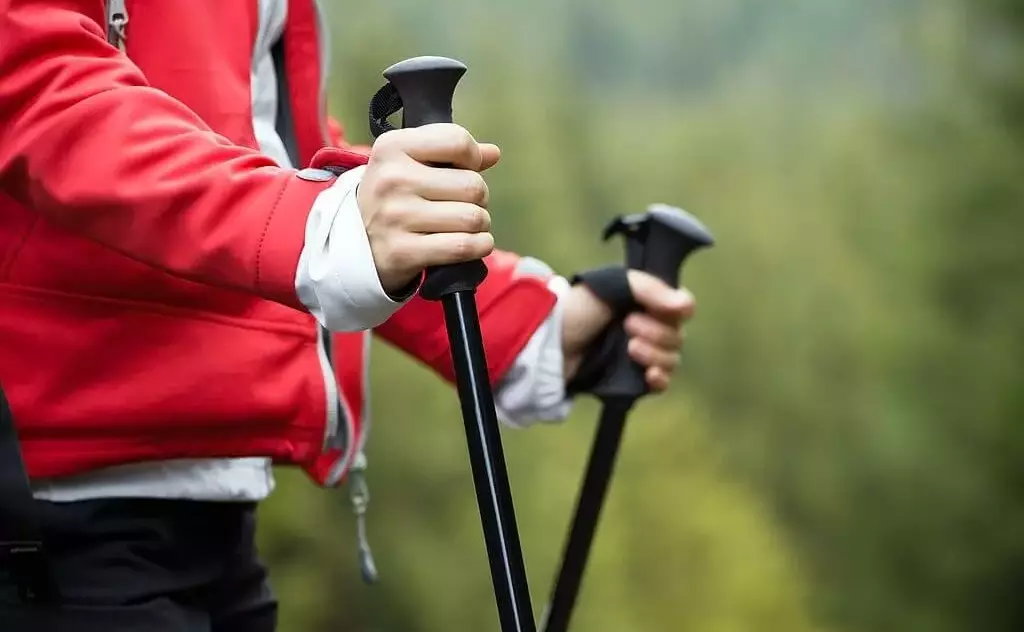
[257,1,1024,630]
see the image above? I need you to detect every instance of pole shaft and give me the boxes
[541,398,633,632]
[442,290,536,632]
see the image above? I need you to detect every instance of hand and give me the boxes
[357,124,502,295]
[561,270,696,392]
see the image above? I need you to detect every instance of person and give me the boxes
[0,1,699,630]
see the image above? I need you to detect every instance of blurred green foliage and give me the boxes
[256,1,1024,630]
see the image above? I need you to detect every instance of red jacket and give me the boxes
[0,0,557,485]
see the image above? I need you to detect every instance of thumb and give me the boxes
[478,143,501,171]
[627,270,694,322]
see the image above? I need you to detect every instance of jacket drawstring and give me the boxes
[347,451,378,583]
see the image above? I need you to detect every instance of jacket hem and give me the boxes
[21,425,326,481]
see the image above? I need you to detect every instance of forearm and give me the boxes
[295,164,412,331]
[0,2,324,307]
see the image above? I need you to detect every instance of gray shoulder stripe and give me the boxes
[514,256,555,279]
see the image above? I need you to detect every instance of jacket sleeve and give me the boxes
[0,1,330,310]
[374,250,560,386]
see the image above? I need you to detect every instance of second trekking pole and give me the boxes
[541,204,715,632]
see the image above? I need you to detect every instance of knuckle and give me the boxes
[453,127,478,162]
[378,198,404,225]
[479,232,495,256]
[451,235,474,261]
[455,125,476,149]
[466,174,489,205]
[635,344,651,361]
[449,233,491,262]
[467,206,491,233]
[367,164,397,195]
[371,129,402,154]
[679,289,697,318]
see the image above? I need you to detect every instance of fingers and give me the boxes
[396,199,491,234]
[367,140,491,206]
[621,275,696,393]
[626,270,695,325]
[375,124,498,171]
[627,337,680,374]
[627,338,679,394]
[400,231,495,269]
[645,367,671,393]
[478,143,501,171]
[624,312,682,351]
[404,160,491,206]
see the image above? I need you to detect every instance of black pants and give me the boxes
[0,498,277,631]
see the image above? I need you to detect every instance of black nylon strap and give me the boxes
[369,82,402,139]
[0,385,59,603]
[566,266,636,396]
[570,266,637,319]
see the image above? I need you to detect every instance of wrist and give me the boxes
[384,271,423,302]
[295,165,412,332]
[561,284,614,380]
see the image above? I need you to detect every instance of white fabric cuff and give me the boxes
[295,165,410,332]
[494,271,575,428]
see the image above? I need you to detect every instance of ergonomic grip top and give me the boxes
[603,203,714,289]
[378,56,488,300]
[589,204,714,401]
[382,56,468,128]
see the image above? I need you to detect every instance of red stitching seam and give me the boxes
[255,175,292,293]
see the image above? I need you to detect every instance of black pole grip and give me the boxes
[604,203,714,290]
[588,204,713,402]
[381,56,489,300]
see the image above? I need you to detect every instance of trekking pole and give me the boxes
[540,204,714,632]
[368,56,536,632]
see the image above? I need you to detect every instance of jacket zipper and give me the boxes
[105,0,129,52]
